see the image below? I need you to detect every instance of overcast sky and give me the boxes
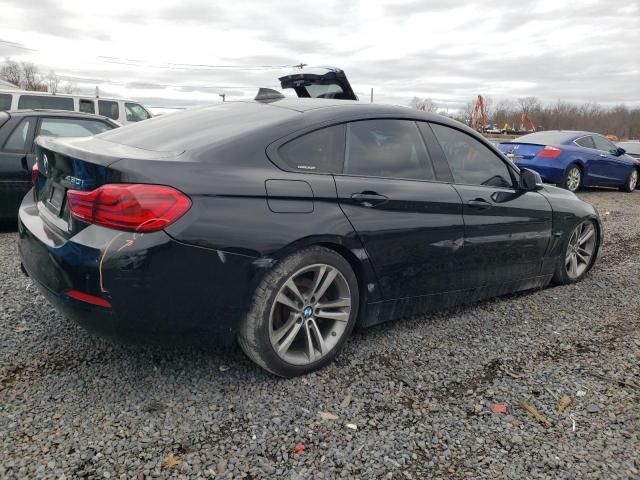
[0,0,638,111]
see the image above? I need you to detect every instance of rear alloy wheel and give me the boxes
[620,169,638,192]
[563,165,582,192]
[553,220,598,284]
[238,247,359,377]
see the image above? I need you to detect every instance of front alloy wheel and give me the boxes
[620,169,638,192]
[564,221,597,281]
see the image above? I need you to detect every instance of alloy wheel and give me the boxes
[567,167,581,192]
[269,264,352,365]
[565,221,597,280]
[629,170,638,190]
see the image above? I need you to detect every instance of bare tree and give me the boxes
[0,58,23,87]
[21,62,46,91]
[61,80,77,94]
[517,96,541,114]
[47,70,60,94]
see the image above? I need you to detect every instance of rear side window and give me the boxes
[593,135,617,153]
[125,102,151,122]
[18,95,74,111]
[575,136,595,149]
[39,118,113,138]
[4,117,34,151]
[431,123,513,188]
[0,93,11,110]
[98,100,119,120]
[278,124,345,173]
[344,119,434,180]
[79,99,95,114]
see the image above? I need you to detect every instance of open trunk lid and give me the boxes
[279,67,358,101]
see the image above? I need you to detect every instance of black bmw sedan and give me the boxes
[18,97,602,376]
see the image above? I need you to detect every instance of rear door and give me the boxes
[429,122,552,287]
[333,119,465,300]
[0,115,36,219]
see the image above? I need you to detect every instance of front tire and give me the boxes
[620,168,638,192]
[238,246,359,377]
[561,165,582,192]
[552,219,599,285]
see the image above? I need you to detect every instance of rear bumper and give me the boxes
[18,198,260,345]
[517,160,566,184]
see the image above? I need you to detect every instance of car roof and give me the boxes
[514,130,604,145]
[93,97,476,155]
[5,109,114,122]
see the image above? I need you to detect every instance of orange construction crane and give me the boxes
[470,95,487,132]
[519,112,537,132]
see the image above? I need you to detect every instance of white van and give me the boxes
[0,89,152,125]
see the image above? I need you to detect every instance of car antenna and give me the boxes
[255,88,285,102]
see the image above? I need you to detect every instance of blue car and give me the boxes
[498,131,639,193]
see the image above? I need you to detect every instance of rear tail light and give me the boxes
[31,163,39,186]
[67,184,192,233]
[536,145,562,159]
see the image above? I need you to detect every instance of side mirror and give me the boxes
[613,147,626,156]
[519,168,543,191]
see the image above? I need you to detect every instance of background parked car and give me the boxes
[617,141,640,159]
[0,89,152,125]
[0,110,118,221]
[18,98,601,376]
[498,131,639,192]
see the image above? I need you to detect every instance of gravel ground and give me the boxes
[1,188,639,479]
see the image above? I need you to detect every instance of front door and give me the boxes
[428,122,553,287]
[334,119,466,300]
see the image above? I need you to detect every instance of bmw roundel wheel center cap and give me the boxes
[303,306,314,319]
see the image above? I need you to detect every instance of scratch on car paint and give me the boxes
[99,232,124,293]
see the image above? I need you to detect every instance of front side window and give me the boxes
[125,102,151,122]
[431,123,513,188]
[39,118,113,138]
[4,117,33,151]
[17,95,74,111]
[98,100,119,120]
[575,136,595,149]
[0,93,11,111]
[593,135,617,153]
[278,124,345,173]
[79,99,95,114]
[344,119,434,180]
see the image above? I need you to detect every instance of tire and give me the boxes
[552,219,599,285]
[561,164,582,192]
[619,168,638,192]
[238,246,359,377]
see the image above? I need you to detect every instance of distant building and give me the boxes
[0,79,18,89]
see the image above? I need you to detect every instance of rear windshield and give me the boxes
[18,95,74,111]
[97,102,298,153]
[514,131,576,145]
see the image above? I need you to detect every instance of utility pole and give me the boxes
[95,86,99,98]
[219,93,226,102]
[370,88,373,103]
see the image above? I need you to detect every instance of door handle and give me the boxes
[351,191,388,207]
[20,156,28,171]
[467,198,493,210]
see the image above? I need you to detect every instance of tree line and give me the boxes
[413,96,640,140]
[1,58,76,94]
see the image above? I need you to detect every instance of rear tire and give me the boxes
[561,165,582,192]
[238,246,359,377]
[552,219,599,285]
[620,168,638,192]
